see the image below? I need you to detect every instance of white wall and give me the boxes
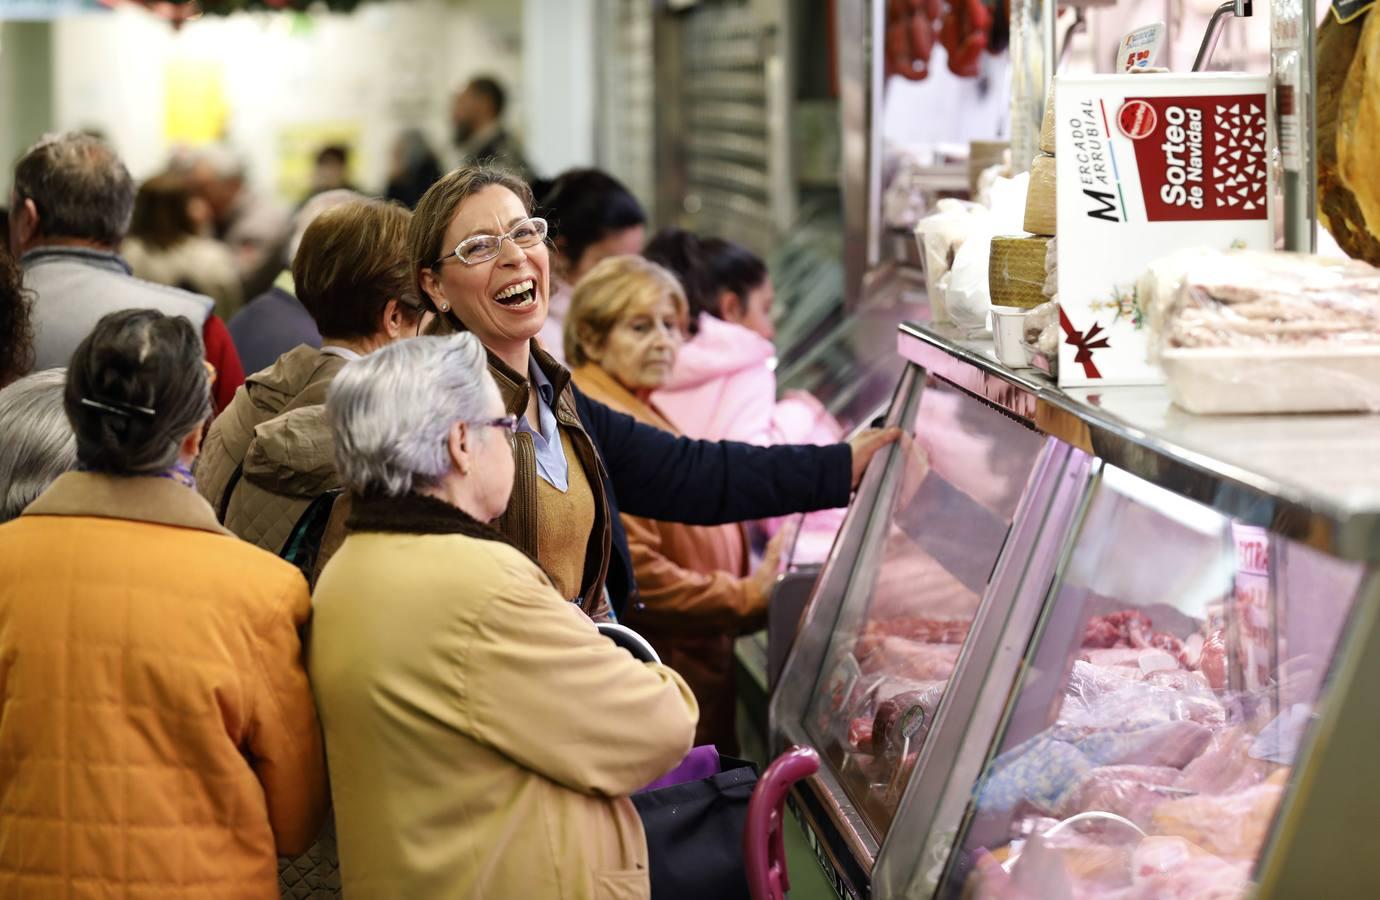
[49,0,523,203]
[521,0,596,179]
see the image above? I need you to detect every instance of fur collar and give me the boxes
[347,492,546,571]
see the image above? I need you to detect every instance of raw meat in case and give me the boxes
[856,635,961,681]
[1151,772,1289,860]
[1056,765,1185,828]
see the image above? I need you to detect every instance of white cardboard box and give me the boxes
[1054,73,1274,387]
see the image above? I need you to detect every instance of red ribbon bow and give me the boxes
[1059,307,1111,379]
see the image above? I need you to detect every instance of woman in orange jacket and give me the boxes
[0,309,327,898]
[565,255,791,752]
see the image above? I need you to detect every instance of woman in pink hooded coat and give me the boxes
[647,230,842,447]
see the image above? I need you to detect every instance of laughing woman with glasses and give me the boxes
[310,332,697,899]
[411,166,903,621]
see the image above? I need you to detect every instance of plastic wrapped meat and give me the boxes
[872,682,949,758]
[1127,837,1252,900]
[978,734,1093,814]
[1161,251,1380,349]
[1079,648,1159,670]
[1002,832,1135,898]
[1151,772,1288,860]
[1177,727,1271,795]
[1059,676,1227,732]
[856,636,961,680]
[1056,765,1185,828]
[1144,669,1212,694]
[856,615,972,655]
[1075,720,1212,769]
[836,673,944,749]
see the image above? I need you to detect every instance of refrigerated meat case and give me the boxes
[769,321,1380,899]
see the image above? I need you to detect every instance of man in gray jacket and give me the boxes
[8,133,244,411]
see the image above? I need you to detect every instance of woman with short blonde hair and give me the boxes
[565,254,791,752]
[564,254,688,367]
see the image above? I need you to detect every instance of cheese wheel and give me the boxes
[969,140,1010,194]
[989,235,1052,309]
[1040,84,1057,154]
[1024,154,1057,236]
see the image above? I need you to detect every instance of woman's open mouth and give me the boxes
[493,279,537,309]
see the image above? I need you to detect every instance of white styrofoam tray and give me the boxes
[1160,344,1380,414]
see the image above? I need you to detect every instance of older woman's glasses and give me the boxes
[437,218,548,267]
[467,415,520,435]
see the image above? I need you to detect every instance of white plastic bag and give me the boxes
[914,199,989,324]
[944,173,1033,332]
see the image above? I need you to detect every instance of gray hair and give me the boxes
[13,132,135,246]
[0,369,78,523]
[327,333,500,498]
[187,144,245,180]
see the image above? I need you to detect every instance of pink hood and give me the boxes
[654,313,842,448]
[535,279,573,366]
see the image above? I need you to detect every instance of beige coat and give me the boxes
[309,492,698,900]
[197,345,346,554]
[0,473,327,897]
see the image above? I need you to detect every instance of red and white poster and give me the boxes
[1231,524,1274,694]
[1054,74,1273,386]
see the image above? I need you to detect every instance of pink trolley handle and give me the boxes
[743,745,821,900]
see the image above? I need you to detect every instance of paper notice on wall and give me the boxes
[275,122,362,204]
[164,58,228,145]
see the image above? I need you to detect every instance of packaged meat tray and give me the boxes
[1143,249,1380,413]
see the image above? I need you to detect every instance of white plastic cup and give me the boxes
[990,305,1031,368]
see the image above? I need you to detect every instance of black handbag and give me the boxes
[632,756,758,900]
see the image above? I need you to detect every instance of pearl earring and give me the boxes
[439,302,450,312]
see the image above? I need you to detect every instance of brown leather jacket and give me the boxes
[572,364,767,750]
[488,345,614,620]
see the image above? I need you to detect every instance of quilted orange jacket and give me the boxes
[0,472,328,898]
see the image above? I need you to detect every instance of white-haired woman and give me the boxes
[0,369,77,522]
[309,332,698,900]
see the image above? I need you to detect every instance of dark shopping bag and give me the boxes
[632,755,758,900]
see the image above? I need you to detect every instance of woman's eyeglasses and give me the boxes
[435,218,548,267]
[466,415,520,435]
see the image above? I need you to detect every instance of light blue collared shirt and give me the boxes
[520,360,569,492]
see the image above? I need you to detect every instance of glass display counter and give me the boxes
[770,321,1380,900]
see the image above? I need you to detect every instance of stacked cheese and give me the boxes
[986,89,1059,312]
[1026,88,1058,236]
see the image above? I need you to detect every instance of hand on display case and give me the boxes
[748,518,798,600]
[847,427,905,489]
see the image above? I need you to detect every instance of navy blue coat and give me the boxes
[573,389,853,616]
